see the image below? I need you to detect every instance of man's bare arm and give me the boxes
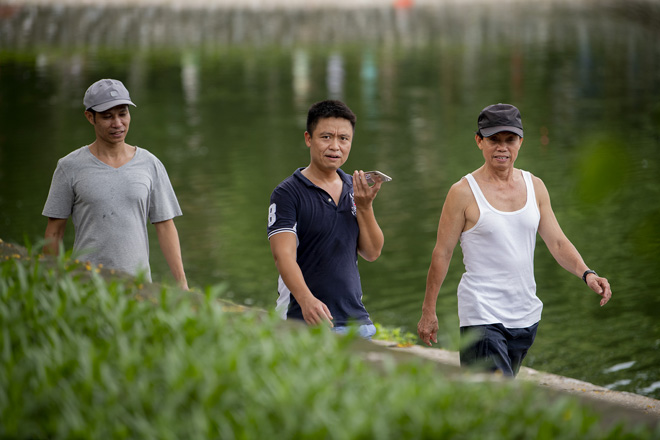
[43,218,68,255]
[418,181,469,345]
[154,219,188,290]
[269,232,334,326]
[534,176,612,306]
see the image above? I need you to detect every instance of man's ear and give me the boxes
[304,131,312,148]
[84,110,95,125]
[475,133,483,150]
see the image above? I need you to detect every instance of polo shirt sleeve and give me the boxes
[267,185,297,239]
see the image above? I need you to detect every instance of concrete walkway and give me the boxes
[372,340,660,426]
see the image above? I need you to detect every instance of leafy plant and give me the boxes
[372,322,417,347]
[0,244,656,439]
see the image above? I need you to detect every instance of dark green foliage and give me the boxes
[0,250,654,439]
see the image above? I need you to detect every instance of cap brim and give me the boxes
[90,99,136,112]
[480,126,523,138]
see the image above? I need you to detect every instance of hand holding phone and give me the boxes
[364,171,392,185]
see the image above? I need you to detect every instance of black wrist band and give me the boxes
[582,269,597,283]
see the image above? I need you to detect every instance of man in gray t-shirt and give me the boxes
[43,79,188,289]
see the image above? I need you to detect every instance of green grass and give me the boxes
[0,245,656,439]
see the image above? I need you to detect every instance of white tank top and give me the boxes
[457,170,543,328]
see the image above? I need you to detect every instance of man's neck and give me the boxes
[89,140,135,167]
[477,165,518,185]
[302,165,344,203]
[301,165,341,186]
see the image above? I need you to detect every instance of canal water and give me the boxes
[1,2,659,398]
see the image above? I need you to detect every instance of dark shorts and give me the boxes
[459,322,539,377]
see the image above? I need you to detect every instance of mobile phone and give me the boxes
[364,170,393,185]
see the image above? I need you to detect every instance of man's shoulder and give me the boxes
[278,172,299,186]
[58,146,88,162]
[128,147,172,176]
[450,176,472,195]
[133,146,161,164]
[55,146,92,171]
[525,170,544,185]
[443,176,474,211]
[518,169,545,189]
[134,146,152,157]
[528,172,549,199]
[272,169,306,192]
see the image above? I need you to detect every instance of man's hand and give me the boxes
[353,170,382,208]
[586,273,613,306]
[299,295,334,327]
[417,311,439,346]
[353,170,385,262]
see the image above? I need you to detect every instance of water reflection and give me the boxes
[292,49,310,110]
[181,51,202,151]
[360,50,379,121]
[326,53,344,100]
[1,2,660,400]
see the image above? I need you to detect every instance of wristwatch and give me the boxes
[582,269,597,284]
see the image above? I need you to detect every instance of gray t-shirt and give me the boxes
[43,146,182,281]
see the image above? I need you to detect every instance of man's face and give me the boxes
[476,131,523,168]
[304,117,353,172]
[85,105,131,145]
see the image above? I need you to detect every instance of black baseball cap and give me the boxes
[477,103,523,138]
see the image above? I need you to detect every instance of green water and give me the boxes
[1,3,659,398]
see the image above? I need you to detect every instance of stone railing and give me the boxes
[3,0,658,51]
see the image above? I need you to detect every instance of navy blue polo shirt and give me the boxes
[267,168,372,326]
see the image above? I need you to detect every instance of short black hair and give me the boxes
[306,100,356,135]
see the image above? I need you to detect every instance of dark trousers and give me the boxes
[459,322,539,377]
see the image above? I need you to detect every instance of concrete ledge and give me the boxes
[0,0,607,8]
[372,340,660,424]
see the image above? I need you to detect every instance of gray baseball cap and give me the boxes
[477,103,523,138]
[83,79,136,112]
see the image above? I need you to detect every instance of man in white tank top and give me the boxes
[417,104,612,376]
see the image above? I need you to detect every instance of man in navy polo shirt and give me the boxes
[267,100,385,338]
